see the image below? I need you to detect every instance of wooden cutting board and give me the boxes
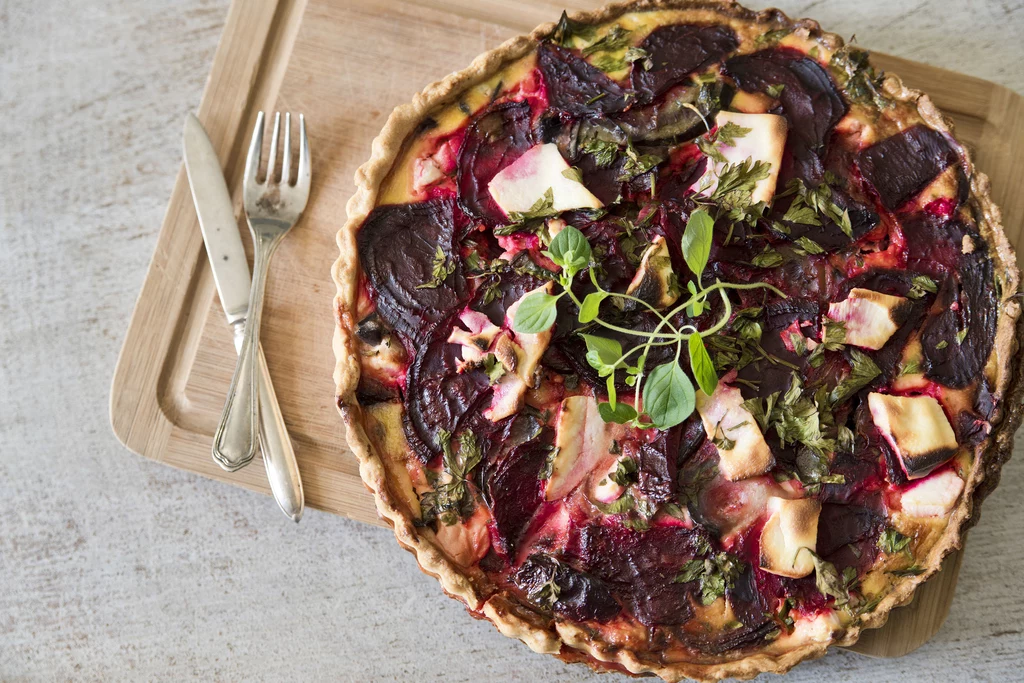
[110,0,1024,659]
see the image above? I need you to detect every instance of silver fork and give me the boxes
[212,111,311,471]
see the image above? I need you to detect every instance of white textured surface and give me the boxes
[2,0,1024,680]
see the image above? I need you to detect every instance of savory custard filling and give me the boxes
[348,7,1009,666]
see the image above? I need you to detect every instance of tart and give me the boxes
[331,1,1023,679]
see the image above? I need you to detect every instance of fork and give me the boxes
[212,111,311,471]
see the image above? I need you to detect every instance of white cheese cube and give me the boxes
[545,395,615,501]
[699,111,787,204]
[590,457,628,504]
[759,497,821,579]
[483,284,554,422]
[696,382,773,481]
[488,143,602,216]
[868,393,958,479]
[900,469,964,517]
[828,288,910,351]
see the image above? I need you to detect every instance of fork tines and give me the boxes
[245,111,310,188]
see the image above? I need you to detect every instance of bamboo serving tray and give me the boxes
[110,0,1024,659]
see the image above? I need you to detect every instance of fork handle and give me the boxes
[212,233,277,470]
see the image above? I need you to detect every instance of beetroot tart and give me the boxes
[331,1,1023,679]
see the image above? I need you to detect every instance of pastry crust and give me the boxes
[331,2,1023,680]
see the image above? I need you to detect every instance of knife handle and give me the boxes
[253,340,304,521]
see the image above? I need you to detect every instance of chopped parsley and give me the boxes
[419,431,484,526]
[674,553,744,605]
[416,245,456,289]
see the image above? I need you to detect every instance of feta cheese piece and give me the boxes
[447,309,501,364]
[506,283,555,385]
[545,395,615,501]
[696,382,773,481]
[488,143,602,216]
[590,456,628,504]
[868,393,958,479]
[700,111,788,204]
[433,504,492,567]
[625,235,679,309]
[483,284,554,422]
[828,288,911,350]
[900,469,965,518]
[759,497,821,579]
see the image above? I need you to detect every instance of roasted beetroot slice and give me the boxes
[486,428,553,556]
[515,554,622,623]
[921,258,998,389]
[457,101,534,223]
[630,24,739,104]
[636,428,680,504]
[816,502,884,571]
[565,523,713,626]
[403,337,491,462]
[470,260,544,327]
[856,125,959,210]
[357,199,468,343]
[726,49,847,183]
[537,43,631,117]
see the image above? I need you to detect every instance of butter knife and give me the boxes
[182,113,304,522]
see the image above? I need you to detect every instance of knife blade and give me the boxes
[182,113,305,521]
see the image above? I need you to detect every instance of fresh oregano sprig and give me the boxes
[513,212,786,431]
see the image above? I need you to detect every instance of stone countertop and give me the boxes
[2,0,1023,680]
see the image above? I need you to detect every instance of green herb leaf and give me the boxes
[501,188,559,234]
[581,25,632,56]
[594,491,637,515]
[579,291,608,323]
[561,166,584,183]
[830,44,890,109]
[419,430,486,526]
[618,140,664,181]
[624,46,653,70]
[888,564,925,577]
[804,549,849,605]
[546,224,592,276]
[682,209,714,278]
[688,334,718,396]
[551,10,597,47]
[829,349,881,406]
[956,327,969,345]
[416,245,457,289]
[878,527,912,555]
[580,138,620,168]
[598,401,638,424]
[907,274,938,299]
[643,361,695,429]
[716,121,752,146]
[751,245,784,268]
[898,359,921,377]
[609,457,639,486]
[582,334,623,377]
[754,28,792,47]
[793,236,826,255]
[674,553,744,605]
[765,83,786,98]
[512,291,560,333]
[710,158,772,212]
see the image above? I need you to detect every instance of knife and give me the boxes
[182,113,305,522]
